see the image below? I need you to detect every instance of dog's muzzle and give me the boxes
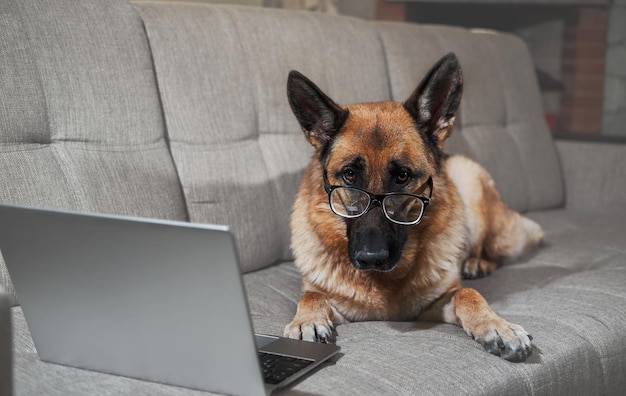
[354,246,393,271]
[348,207,406,272]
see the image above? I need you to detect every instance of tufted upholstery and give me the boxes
[0,1,566,301]
[136,3,391,272]
[135,4,564,272]
[0,0,188,305]
[376,23,564,212]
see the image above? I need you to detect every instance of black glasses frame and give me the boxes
[323,173,433,226]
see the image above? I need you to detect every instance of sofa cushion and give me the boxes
[10,208,626,395]
[245,209,626,395]
[135,3,391,272]
[556,139,626,216]
[0,0,188,305]
[376,23,565,213]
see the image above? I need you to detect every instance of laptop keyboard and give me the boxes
[258,351,313,384]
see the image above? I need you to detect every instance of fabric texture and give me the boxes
[135,2,390,272]
[376,23,565,213]
[0,0,188,305]
[9,208,626,395]
[556,139,626,216]
[250,208,626,395]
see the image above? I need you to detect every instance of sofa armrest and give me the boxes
[0,285,11,396]
[555,138,626,215]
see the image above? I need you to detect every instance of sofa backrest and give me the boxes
[134,3,392,273]
[376,23,564,212]
[0,0,188,305]
[135,2,564,272]
[0,0,565,306]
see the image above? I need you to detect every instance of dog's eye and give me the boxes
[343,169,357,184]
[396,171,410,184]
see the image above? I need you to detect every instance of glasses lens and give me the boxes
[330,187,370,218]
[383,195,424,224]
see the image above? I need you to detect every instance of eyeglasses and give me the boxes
[323,173,433,226]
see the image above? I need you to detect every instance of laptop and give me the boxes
[0,204,340,396]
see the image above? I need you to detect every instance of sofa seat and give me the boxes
[10,208,626,395]
[246,208,626,395]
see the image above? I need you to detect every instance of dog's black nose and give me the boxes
[355,248,390,270]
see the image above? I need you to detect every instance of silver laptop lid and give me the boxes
[0,204,266,396]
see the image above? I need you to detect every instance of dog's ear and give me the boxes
[404,53,463,150]
[287,70,348,150]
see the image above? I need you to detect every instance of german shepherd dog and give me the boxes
[283,53,544,362]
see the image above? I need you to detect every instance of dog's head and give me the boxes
[287,53,462,272]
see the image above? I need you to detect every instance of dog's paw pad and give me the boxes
[474,323,533,362]
[304,320,335,343]
[461,258,498,280]
[284,319,335,343]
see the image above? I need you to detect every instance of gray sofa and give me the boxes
[1,0,625,395]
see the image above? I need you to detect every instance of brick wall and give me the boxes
[558,8,608,136]
[375,0,405,21]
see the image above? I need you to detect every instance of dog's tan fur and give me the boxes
[284,54,543,361]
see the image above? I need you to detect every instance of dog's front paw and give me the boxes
[284,317,335,343]
[286,291,338,343]
[471,320,533,362]
[461,258,498,279]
